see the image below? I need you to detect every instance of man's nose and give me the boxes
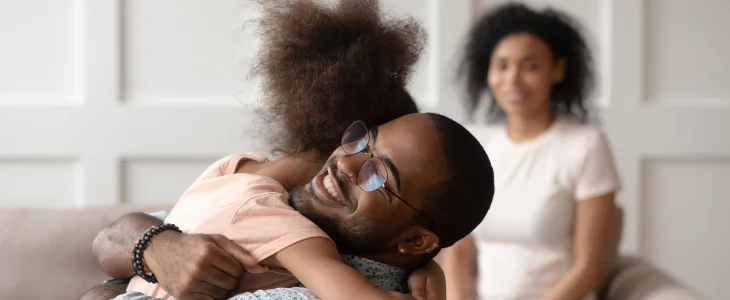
[336,153,369,185]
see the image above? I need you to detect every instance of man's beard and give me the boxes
[289,183,391,255]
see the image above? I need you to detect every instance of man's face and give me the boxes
[290,114,447,255]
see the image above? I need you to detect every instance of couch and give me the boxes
[0,205,702,300]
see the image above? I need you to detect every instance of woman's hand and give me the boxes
[144,232,266,300]
[408,260,446,300]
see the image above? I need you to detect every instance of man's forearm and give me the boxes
[92,212,163,278]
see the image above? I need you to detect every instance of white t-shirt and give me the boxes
[467,118,621,300]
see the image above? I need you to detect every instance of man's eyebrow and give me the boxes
[369,127,401,192]
[382,157,401,192]
[369,127,379,142]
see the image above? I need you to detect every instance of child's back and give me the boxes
[126,153,328,299]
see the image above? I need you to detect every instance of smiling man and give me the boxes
[292,115,451,262]
[88,112,494,300]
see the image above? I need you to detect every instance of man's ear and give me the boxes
[396,226,440,256]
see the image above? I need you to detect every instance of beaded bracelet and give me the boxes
[131,223,182,283]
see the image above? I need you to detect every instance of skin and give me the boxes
[87,114,449,300]
[443,33,615,300]
[289,113,445,268]
[251,115,448,300]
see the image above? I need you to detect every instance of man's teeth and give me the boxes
[323,175,340,199]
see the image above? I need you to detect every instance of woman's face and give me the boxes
[487,32,565,119]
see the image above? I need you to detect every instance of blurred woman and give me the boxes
[442,3,620,300]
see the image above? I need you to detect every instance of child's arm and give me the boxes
[268,237,417,300]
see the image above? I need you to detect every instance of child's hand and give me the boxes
[387,291,420,300]
[407,261,446,300]
[146,232,266,300]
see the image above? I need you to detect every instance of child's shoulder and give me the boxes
[191,153,268,181]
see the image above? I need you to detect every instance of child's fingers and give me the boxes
[387,291,420,300]
[209,234,267,274]
[407,274,427,300]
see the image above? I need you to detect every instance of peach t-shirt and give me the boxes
[127,153,330,299]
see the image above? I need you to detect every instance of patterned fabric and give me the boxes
[337,255,408,293]
[112,255,408,300]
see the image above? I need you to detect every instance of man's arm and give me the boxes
[80,284,128,300]
[92,212,265,300]
[92,212,163,278]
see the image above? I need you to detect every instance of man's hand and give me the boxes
[408,261,446,300]
[144,232,266,300]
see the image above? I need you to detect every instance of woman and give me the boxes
[442,3,620,300]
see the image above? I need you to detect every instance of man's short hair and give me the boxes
[422,113,495,248]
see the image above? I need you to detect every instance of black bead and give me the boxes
[131,222,182,283]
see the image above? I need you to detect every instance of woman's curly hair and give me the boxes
[460,2,594,123]
[252,0,425,156]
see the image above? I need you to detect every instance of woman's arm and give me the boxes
[442,235,474,300]
[541,193,615,300]
[272,237,417,300]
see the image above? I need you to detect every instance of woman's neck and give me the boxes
[505,111,555,142]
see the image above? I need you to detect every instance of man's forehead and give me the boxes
[373,114,447,194]
[379,113,426,128]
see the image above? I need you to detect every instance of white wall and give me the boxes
[1,0,728,299]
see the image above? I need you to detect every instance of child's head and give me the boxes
[253,0,423,157]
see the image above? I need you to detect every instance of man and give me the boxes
[83,113,495,300]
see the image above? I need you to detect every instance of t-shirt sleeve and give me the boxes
[222,192,331,262]
[193,153,268,182]
[193,155,236,182]
[574,131,621,201]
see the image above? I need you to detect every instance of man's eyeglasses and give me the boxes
[340,121,432,225]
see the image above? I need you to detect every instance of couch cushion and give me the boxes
[0,205,169,300]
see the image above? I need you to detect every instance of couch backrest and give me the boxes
[0,205,169,300]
